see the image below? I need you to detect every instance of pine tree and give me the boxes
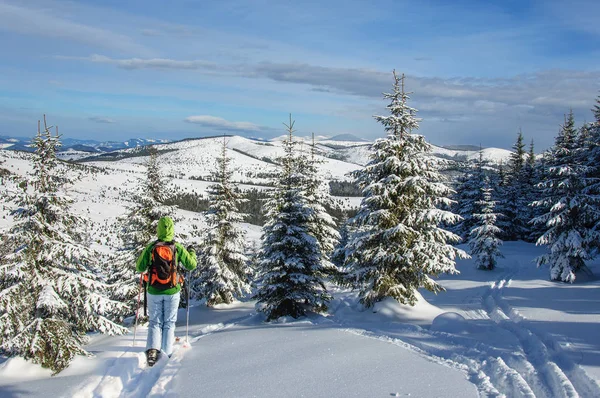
[523,140,542,242]
[493,159,509,230]
[343,71,467,307]
[301,134,340,279]
[583,94,600,180]
[254,116,332,320]
[582,94,600,236]
[469,181,504,270]
[331,212,350,269]
[500,130,530,240]
[532,111,600,282]
[0,117,127,374]
[593,93,600,122]
[453,150,486,240]
[193,137,251,306]
[528,148,551,243]
[108,146,178,317]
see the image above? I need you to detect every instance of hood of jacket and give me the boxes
[157,216,175,241]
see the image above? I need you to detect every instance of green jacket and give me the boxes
[136,217,197,295]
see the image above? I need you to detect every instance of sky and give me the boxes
[0,0,599,150]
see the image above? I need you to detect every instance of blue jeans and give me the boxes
[146,292,180,356]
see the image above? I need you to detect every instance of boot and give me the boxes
[146,348,159,367]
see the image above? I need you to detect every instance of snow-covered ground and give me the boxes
[1,141,598,397]
[1,242,599,398]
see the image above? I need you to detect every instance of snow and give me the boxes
[431,145,513,164]
[1,139,600,397]
[1,242,599,397]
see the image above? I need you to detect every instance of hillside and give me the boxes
[1,136,600,397]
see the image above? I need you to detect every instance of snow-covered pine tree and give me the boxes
[501,130,530,240]
[0,117,127,374]
[254,116,332,320]
[581,94,600,239]
[582,94,600,182]
[469,180,504,270]
[331,212,350,269]
[492,159,512,238]
[453,150,486,240]
[192,137,251,306]
[108,146,179,318]
[300,134,340,279]
[343,71,467,307]
[528,147,551,243]
[522,139,540,242]
[532,111,600,282]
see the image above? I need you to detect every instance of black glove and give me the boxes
[187,245,196,254]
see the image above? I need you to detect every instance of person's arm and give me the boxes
[176,243,197,271]
[136,244,153,273]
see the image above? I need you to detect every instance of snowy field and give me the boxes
[1,241,599,398]
[1,141,598,397]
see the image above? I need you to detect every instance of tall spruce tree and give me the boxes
[0,117,127,374]
[108,146,178,317]
[500,130,530,240]
[453,150,486,240]
[522,139,539,242]
[469,181,504,270]
[193,137,251,306]
[528,148,551,243]
[301,134,340,278]
[343,71,467,307]
[331,212,351,269]
[532,111,600,282]
[583,94,600,236]
[254,117,332,320]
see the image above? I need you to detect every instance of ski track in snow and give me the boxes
[72,322,233,398]
[324,263,600,398]
[481,267,600,398]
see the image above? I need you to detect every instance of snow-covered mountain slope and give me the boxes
[3,131,515,167]
[77,134,513,182]
[87,136,362,186]
[57,149,99,161]
[0,135,170,153]
[431,144,513,164]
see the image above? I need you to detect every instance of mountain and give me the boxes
[328,133,369,142]
[0,135,170,154]
[0,133,515,166]
[442,144,483,151]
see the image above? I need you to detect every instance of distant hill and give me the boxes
[0,135,170,154]
[441,144,483,151]
[1,133,515,167]
[328,134,369,142]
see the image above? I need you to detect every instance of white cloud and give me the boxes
[63,55,599,112]
[184,115,260,132]
[55,55,600,150]
[88,116,116,124]
[140,29,161,37]
[0,1,150,55]
[60,54,220,71]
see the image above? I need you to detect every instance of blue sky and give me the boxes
[0,0,598,150]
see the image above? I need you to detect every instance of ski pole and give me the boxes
[185,271,190,347]
[132,274,143,347]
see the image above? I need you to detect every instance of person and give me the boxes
[136,216,197,366]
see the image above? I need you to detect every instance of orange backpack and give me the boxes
[147,241,178,290]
